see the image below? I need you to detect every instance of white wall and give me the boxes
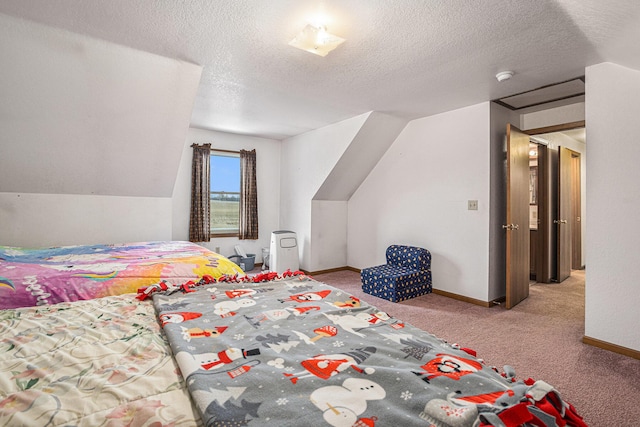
[280,114,370,270]
[172,128,281,261]
[0,13,202,198]
[348,103,492,302]
[585,62,640,352]
[521,102,585,130]
[0,127,281,252]
[0,13,202,248]
[0,193,172,247]
[311,200,348,270]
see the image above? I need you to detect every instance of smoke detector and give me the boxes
[496,71,514,82]
[496,71,513,82]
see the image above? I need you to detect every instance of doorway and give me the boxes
[527,125,585,285]
[492,78,586,308]
[502,121,585,309]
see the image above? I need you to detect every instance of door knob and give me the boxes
[553,219,568,224]
[502,224,519,230]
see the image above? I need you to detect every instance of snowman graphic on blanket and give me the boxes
[322,311,390,337]
[244,305,321,328]
[175,347,261,378]
[284,347,376,384]
[213,298,256,317]
[180,326,228,342]
[310,378,385,427]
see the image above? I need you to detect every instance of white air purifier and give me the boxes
[269,230,299,273]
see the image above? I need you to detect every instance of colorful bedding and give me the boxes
[0,293,201,426]
[0,271,586,427]
[0,241,243,310]
[153,274,586,427]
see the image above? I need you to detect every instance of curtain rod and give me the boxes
[190,144,239,155]
[211,148,240,154]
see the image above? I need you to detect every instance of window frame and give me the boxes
[209,149,241,238]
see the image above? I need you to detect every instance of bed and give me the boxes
[0,243,586,426]
[0,241,243,310]
[152,273,586,427]
[0,292,201,426]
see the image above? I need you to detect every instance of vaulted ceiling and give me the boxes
[1,0,640,140]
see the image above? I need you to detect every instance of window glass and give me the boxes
[210,151,240,235]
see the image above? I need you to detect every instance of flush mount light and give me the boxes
[496,71,514,82]
[289,24,345,57]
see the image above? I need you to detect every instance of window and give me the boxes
[210,150,240,236]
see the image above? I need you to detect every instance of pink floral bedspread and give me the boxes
[0,241,243,310]
[0,293,201,426]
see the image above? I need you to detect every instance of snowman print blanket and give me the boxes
[152,274,586,427]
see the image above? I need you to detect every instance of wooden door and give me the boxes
[505,124,530,309]
[571,152,582,269]
[556,147,572,282]
[529,143,550,283]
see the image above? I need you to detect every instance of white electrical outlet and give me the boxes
[468,200,478,210]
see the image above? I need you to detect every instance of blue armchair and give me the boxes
[361,245,432,302]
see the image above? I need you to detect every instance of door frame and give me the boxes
[556,146,573,282]
[571,151,583,270]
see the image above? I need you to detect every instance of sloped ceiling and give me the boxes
[1,1,639,140]
[0,14,202,197]
[314,112,409,201]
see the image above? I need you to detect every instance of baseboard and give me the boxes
[582,336,640,360]
[304,266,359,275]
[305,267,491,308]
[432,289,492,308]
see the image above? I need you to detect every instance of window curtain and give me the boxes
[239,149,258,240]
[189,143,211,242]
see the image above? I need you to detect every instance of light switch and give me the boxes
[468,200,478,210]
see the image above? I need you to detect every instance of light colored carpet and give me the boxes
[311,269,640,426]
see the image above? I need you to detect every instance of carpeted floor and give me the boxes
[308,269,640,426]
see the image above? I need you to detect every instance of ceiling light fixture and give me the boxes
[496,71,514,82]
[289,24,345,57]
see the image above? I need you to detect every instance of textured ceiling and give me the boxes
[1,0,639,139]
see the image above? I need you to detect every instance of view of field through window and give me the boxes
[210,198,239,232]
[210,153,240,234]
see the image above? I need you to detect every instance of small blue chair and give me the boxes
[361,245,432,302]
